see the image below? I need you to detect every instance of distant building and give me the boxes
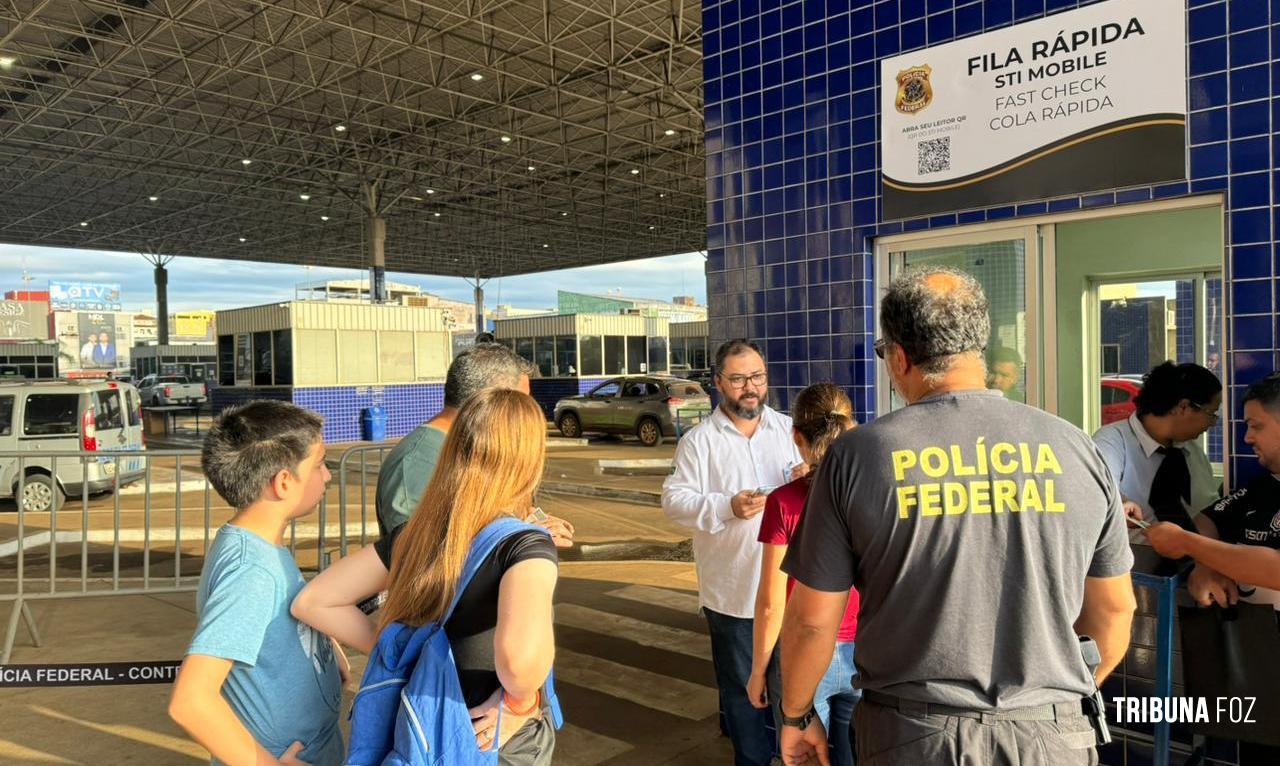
[0,299,51,341]
[4,290,50,302]
[556,290,707,322]
[295,278,426,304]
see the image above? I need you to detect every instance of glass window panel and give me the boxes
[534,337,555,378]
[648,337,669,373]
[690,339,709,369]
[604,336,625,375]
[670,337,689,367]
[273,329,293,385]
[253,331,273,386]
[218,335,234,385]
[554,336,577,376]
[0,395,13,436]
[579,335,603,376]
[92,389,123,430]
[626,336,646,374]
[23,393,79,436]
[515,338,534,364]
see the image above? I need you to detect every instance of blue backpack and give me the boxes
[345,517,564,765]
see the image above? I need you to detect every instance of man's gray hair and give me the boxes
[444,342,535,407]
[880,266,990,380]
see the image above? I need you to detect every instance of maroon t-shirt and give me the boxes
[758,476,859,642]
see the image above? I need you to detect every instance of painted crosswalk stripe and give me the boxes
[555,603,712,661]
[552,723,633,765]
[605,584,701,614]
[554,648,719,720]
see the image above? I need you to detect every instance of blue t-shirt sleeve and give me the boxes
[187,564,280,666]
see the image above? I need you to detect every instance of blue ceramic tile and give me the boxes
[1015,202,1047,216]
[902,20,927,51]
[1189,37,1227,76]
[958,209,987,223]
[1229,100,1270,139]
[1231,244,1271,280]
[1228,0,1268,33]
[1189,2,1226,40]
[1231,208,1271,244]
[1189,108,1228,143]
[1189,73,1228,109]
[1229,29,1269,68]
[1232,279,1272,315]
[1230,64,1269,102]
[1230,172,1270,209]
[1233,314,1273,349]
[955,3,982,37]
[901,0,926,21]
[926,11,954,44]
[1229,136,1268,171]
[1190,141,1228,177]
[1114,188,1153,205]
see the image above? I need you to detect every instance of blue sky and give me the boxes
[0,244,708,312]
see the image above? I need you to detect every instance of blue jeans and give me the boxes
[704,609,779,766]
[814,641,860,766]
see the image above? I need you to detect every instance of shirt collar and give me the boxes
[713,403,777,434]
[1127,412,1183,457]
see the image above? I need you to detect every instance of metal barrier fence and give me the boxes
[0,445,395,664]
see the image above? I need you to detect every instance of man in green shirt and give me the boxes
[375,343,552,536]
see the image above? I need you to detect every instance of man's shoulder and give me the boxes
[383,424,445,468]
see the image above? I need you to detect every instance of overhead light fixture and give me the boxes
[240,158,252,166]
[407,195,424,202]
[238,236,246,242]
[0,56,15,68]
[425,188,435,195]
[560,211,568,216]
[664,128,677,136]
[333,124,347,132]
[648,225,656,230]
[299,193,311,201]
[320,215,330,221]
[500,135,512,143]
[542,244,549,248]
[527,165,536,171]
[629,168,640,175]
[470,72,485,81]
[433,212,441,217]
[79,221,88,227]
[659,193,666,198]
[148,196,159,202]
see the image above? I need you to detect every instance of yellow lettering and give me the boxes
[969,480,992,515]
[975,438,989,474]
[1034,444,1063,475]
[993,480,1019,513]
[896,485,919,519]
[943,482,967,515]
[950,445,975,476]
[892,450,918,481]
[1020,480,1044,513]
[1045,480,1065,512]
[1019,442,1034,473]
[919,483,942,517]
[920,447,948,478]
[991,443,1019,474]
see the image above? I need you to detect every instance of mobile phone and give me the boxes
[530,506,550,522]
[754,485,777,497]
[1129,516,1151,530]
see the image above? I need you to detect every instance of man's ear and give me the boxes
[267,468,293,501]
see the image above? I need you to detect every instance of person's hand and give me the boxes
[1144,521,1190,558]
[332,638,352,691]
[779,718,829,766]
[789,462,811,482]
[1188,564,1239,608]
[278,741,312,766]
[731,490,767,520]
[1122,500,1146,529]
[527,511,575,548]
[746,669,769,709]
[469,688,541,752]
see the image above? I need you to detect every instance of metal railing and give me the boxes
[0,445,397,664]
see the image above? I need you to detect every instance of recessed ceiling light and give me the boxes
[527,165,536,171]
[79,221,88,227]
[240,158,252,166]
[333,124,347,132]
[648,225,656,230]
[425,189,435,195]
[238,236,246,242]
[542,243,549,248]
[320,215,330,221]
[0,56,15,68]
[664,128,677,136]
[659,193,666,198]
[560,211,568,216]
[470,72,485,81]
[629,168,640,175]
[433,212,441,217]
[299,193,311,201]
[500,135,512,143]
[148,196,159,202]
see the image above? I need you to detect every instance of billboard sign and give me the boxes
[0,300,50,340]
[49,281,122,311]
[76,314,120,369]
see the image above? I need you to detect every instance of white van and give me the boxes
[0,379,147,513]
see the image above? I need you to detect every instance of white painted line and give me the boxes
[1,522,373,546]
[0,532,82,559]
[553,648,719,721]
[605,584,701,614]
[555,603,711,661]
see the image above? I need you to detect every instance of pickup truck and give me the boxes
[137,374,207,406]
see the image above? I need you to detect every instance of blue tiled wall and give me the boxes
[704,0,1277,482]
[529,377,613,421]
[293,384,444,443]
[1101,300,1155,375]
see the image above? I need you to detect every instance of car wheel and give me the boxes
[16,474,64,514]
[637,417,662,447]
[558,412,581,439]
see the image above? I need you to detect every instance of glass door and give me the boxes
[877,225,1043,413]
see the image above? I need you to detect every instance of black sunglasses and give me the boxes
[874,338,886,359]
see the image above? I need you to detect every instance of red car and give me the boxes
[1100,376,1143,425]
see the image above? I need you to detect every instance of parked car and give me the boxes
[554,376,712,446]
[137,374,206,406]
[0,378,146,512]
[1101,375,1143,425]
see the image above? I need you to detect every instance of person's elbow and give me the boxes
[290,586,320,625]
[167,685,204,729]
[495,635,554,688]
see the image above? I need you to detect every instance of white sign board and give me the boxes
[880,0,1187,219]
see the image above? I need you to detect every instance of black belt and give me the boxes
[862,690,1084,723]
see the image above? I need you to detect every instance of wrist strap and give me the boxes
[502,689,540,717]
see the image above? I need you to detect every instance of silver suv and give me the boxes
[553,376,711,447]
[0,379,147,512]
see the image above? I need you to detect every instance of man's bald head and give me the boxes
[880,266,990,377]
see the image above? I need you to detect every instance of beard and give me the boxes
[722,390,764,420]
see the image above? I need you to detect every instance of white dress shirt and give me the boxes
[661,405,803,618]
[1093,412,1219,542]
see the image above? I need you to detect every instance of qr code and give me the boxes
[917,137,951,175]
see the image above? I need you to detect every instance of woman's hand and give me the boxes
[468,688,541,751]
[746,669,769,709]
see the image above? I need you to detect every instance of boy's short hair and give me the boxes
[202,400,324,510]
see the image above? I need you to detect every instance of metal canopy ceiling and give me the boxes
[0,0,703,279]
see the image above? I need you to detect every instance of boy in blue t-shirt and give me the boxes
[170,400,348,766]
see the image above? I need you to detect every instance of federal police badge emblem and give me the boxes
[895,65,933,115]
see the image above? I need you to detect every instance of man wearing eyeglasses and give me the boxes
[776,268,1135,766]
[662,338,803,766]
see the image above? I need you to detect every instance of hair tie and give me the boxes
[825,410,842,421]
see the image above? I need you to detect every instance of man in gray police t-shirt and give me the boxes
[776,268,1136,766]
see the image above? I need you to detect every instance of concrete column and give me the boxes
[473,280,485,336]
[154,263,169,345]
[367,214,387,303]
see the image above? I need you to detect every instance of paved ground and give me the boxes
[0,432,736,765]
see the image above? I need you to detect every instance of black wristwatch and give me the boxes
[781,706,818,730]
